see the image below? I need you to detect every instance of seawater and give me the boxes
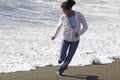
[0,0,120,27]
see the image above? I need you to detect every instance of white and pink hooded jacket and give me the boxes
[53,11,88,42]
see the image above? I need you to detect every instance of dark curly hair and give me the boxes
[61,0,76,10]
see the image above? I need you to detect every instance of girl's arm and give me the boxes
[51,16,63,40]
[78,13,88,35]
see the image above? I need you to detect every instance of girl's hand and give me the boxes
[51,36,55,40]
[74,32,79,37]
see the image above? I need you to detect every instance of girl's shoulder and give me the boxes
[59,14,67,20]
[75,11,83,15]
[75,11,85,18]
[61,14,65,17]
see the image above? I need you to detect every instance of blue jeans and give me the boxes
[58,40,79,73]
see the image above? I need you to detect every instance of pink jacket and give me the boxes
[53,11,88,42]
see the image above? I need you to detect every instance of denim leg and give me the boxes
[58,40,79,73]
[59,40,70,62]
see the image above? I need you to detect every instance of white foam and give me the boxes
[0,23,119,73]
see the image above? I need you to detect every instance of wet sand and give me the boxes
[0,59,120,80]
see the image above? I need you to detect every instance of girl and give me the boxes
[51,0,88,76]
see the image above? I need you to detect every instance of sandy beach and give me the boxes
[0,59,119,80]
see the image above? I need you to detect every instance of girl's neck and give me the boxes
[67,10,75,17]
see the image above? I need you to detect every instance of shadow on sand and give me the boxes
[62,74,101,80]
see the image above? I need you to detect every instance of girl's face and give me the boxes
[62,8,71,16]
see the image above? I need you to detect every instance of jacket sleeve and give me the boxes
[53,15,63,38]
[78,13,88,35]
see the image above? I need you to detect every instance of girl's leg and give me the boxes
[58,40,79,74]
[59,40,70,63]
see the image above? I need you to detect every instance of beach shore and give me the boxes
[0,59,120,80]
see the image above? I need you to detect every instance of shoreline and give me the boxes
[0,59,120,80]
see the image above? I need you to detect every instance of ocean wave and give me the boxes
[0,0,120,27]
[0,0,60,27]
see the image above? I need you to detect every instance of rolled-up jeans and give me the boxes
[58,40,79,73]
